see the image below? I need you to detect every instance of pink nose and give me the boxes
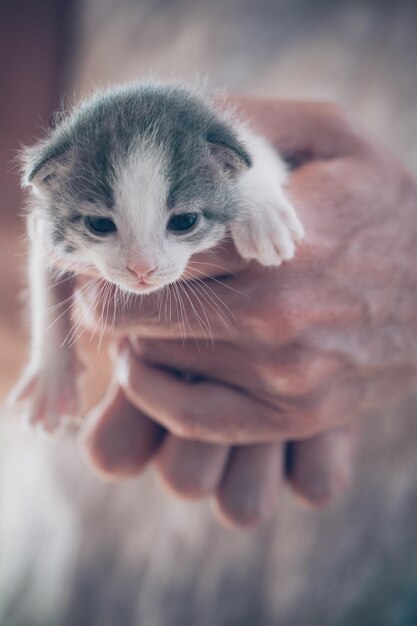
[127,263,158,280]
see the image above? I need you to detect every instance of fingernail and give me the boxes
[116,344,131,387]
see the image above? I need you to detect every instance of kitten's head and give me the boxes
[23,84,251,294]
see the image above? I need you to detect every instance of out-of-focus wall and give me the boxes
[0,0,75,398]
[1,2,417,626]
[72,0,417,171]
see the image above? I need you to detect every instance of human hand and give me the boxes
[78,99,417,526]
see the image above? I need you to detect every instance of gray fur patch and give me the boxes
[24,83,252,254]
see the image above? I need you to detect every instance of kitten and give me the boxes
[10,82,304,432]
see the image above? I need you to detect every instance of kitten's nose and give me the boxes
[127,263,158,280]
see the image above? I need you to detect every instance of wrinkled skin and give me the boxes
[76,98,417,528]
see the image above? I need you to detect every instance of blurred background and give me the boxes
[1,1,417,624]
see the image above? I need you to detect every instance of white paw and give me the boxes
[9,358,83,434]
[231,198,304,267]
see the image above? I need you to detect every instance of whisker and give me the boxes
[189,282,229,335]
[189,272,237,322]
[186,265,247,297]
[177,280,210,347]
[74,280,109,347]
[172,282,186,345]
[183,269,236,331]
[45,277,98,314]
[188,260,236,276]
[62,279,104,347]
[180,277,214,345]
[98,283,113,351]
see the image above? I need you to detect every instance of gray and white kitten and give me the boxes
[11,82,304,432]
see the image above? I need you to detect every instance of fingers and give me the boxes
[286,424,358,507]
[155,435,283,528]
[214,443,283,528]
[82,377,353,526]
[132,337,252,391]
[134,338,344,398]
[155,436,229,499]
[81,383,163,480]
[116,340,291,444]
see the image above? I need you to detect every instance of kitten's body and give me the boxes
[11,83,303,431]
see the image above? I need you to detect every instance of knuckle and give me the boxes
[290,358,325,395]
[267,342,342,399]
[172,405,201,440]
[294,370,318,395]
[239,292,303,343]
[286,398,324,439]
[274,363,318,396]
[267,346,324,396]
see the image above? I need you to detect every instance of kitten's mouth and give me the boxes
[132,282,157,293]
[136,279,151,288]
[127,279,165,295]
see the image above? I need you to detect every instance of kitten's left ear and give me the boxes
[207,123,252,178]
[21,140,70,192]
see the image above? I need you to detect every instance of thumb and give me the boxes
[224,97,367,161]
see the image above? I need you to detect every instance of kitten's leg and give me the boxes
[10,219,83,432]
[231,189,304,267]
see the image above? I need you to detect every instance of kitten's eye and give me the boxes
[85,216,117,236]
[167,213,199,233]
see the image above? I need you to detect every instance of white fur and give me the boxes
[114,141,168,259]
[89,141,198,293]
[232,126,304,265]
[9,215,83,432]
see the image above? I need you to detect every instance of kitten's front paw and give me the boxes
[232,199,304,267]
[9,359,83,433]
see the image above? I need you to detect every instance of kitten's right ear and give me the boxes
[206,121,252,179]
[21,143,69,192]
